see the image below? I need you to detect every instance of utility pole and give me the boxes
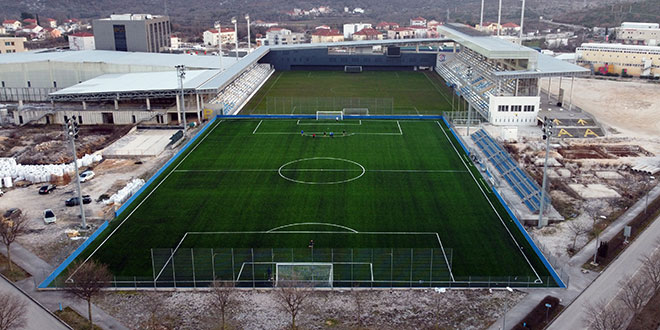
[175,65,187,131]
[65,117,88,229]
[232,17,239,61]
[245,14,251,53]
[537,117,554,229]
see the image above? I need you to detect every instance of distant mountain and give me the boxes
[1,0,636,28]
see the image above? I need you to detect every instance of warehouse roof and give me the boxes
[0,49,238,69]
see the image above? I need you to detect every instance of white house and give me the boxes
[203,27,237,46]
[22,25,44,35]
[353,8,365,14]
[45,18,58,28]
[410,17,427,27]
[257,27,305,46]
[68,32,95,50]
[3,20,22,32]
[170,35,179,49]
[343,23,372,39]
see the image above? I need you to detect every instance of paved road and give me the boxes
[488,184,660,330]
[548,212,660,329]
[1,242,128,330]
[0,274,71,330]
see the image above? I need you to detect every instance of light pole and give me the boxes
[537,117,554,229]
[497,0,503,36]
[519,0,527,44]
[231,17,239,60]
[245,14,251,53]
[65,117,88,229]
[216,21,224,72]
[175,65,187,131]
[479,0,485,31]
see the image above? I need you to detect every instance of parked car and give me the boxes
[38,184,57,194]
[3,208,21,219]
[65,195,92,206]
[43,209,56,224]
[79,171,95,183]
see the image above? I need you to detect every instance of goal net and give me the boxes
[276,263,333,287]
[342,108,369,116]
[316,111,343,121]
[344,65,363,73]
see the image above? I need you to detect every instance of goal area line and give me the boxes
[252,119,403,136]
[153,230,455,283]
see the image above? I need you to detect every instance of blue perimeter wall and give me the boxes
[40,115,564,288]
[38,117,219,289]
[440,116,566,288]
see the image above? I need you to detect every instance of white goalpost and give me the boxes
[342,108,369,116]
[276,262,334,287]
[316,111,343,120]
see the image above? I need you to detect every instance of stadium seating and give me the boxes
[470,129,550,213]
[209,64,274,115]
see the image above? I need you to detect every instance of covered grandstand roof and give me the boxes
[268,38,450,50]
[493,53,590,78]
[438,23,537,60]
[0,49,238,69]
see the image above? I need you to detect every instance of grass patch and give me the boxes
[54,307,102,330]
[0,253,30,282]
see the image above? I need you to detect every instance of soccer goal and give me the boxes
[316,111,343,121]
[344,65,363,73]
[342,108,369,116]
[276,262,333,287]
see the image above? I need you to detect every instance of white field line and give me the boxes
[172,169,467,174]
[252,73,281,111]
[424,72,453,106]
[267,222,359,233]
[479,178,492,193]
[436,121,543,283]
[252,120,263,134]
[70,120,224,282]
[290,106,297,115]
[397,120,403,135]
[414,106,421,116]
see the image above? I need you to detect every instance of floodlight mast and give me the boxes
[537,116,554,228]
[65,117,88,229]
[232,17,239,60]
[245,14,251,53]
[216,21,223,72]
[175,65,187,131]
[519,0,526,44]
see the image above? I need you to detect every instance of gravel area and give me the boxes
[95,288,526,330]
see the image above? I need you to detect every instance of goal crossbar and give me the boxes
[316,111,343,120]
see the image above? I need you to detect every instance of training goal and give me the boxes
[344,65,363,73]
[342,108,369,116]
[276,262,333,287]
[316,111,343,120]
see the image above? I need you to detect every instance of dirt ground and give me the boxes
[95,288,525,330]
[543,78,660,150]
[0,125,132,164]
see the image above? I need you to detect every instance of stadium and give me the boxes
[21,23,593,289]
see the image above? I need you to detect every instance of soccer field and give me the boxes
[69,118,555,288]
[242,71,454,115]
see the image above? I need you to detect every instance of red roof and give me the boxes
[46,18,56,21]
[412,17,426,21]
[70,32,94,37]
[502,22,520,28]
[312,29,342,36]
[353,27,381,36]
[392,27,413,32]
[23,18,36,23]
[267,27,285,32]
[3,19,18,24]
[376,22,399,29]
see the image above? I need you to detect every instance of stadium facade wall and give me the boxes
[260,48,437,71]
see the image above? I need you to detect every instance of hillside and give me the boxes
[554,0,660,28]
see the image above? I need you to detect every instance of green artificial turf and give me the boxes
[242,71,455,115]
[71,119,554,287]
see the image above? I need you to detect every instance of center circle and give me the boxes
[278,157,366,185]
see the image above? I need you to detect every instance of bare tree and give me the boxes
[64,260,112,329]
[0,292,27,330]
[139,291,176,330]
[0,213,28,272]
[274,280,311,330]
[566,220,590,251]
[640,248,660,293]
[208,281,240,330]
[617,276,652,315]
[584,299,628,330]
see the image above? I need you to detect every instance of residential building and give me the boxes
[0,37,27,53]
[43,27,62,38]
[170,35,179,49]
[0,26,5,35]
[93,14,171,52]
[410,17,427,27]
[353,8,365,14]
[616,22,660,46]
[343,23,372,39]
[411,26,428,38]
[501,22,521,35]
[375,22,399,31]
[352,28,383,41]
[252,20,278,28]
[577,43,660,76]
[257,27,305,46]
[476,22,501,33]
[311,29,344,43]
[387,27,414,39]
[3,20,22,32]
[22,25,44,35]
[68,32,95,50]
[203,27,237,46]
[45,18,58,28]
[315,25,331,30]
[23,18,37,26]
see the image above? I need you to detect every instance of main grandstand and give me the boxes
[15,25,591,289]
